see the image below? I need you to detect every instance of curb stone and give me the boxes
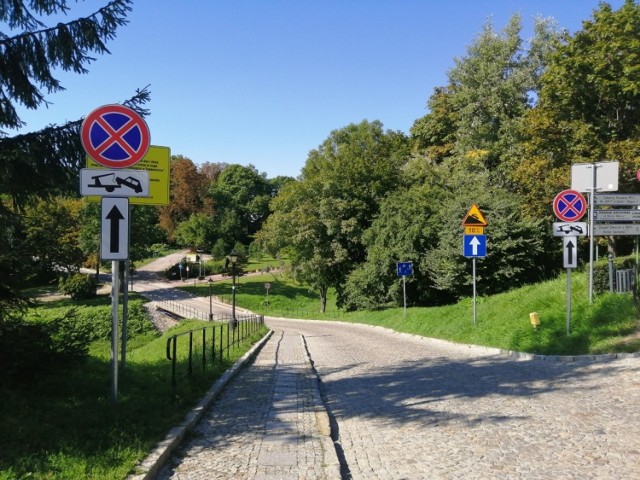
[127,329,274,480]
[300,335,342,479]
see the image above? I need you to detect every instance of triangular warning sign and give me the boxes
[461,204,488,227]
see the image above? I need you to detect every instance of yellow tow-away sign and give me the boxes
[86,145,170,205]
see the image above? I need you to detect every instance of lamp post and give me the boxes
[208,278,213,321]
[229,249,238,329]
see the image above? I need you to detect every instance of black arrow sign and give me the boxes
[566,239,575,266]
[106,205,125,253]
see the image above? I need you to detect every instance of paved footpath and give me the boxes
[156,328,340,480]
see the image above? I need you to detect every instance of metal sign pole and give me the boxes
[566,268,571,335]
[402,275,407,317]
[589,163,596,304]
[122,259,129,368]
[111,260,119,402]
[472,257,477,326]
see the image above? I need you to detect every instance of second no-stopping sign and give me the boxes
[553,189,587,222]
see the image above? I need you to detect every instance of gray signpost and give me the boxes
[80,104,150,402]
[571,161,619,303]
[563,236,578,334]
[461,204,488,326]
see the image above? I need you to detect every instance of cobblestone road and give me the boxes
[151,316,640,479]
[268,318,640,480]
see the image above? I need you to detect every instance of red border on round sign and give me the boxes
[81,104,150,169]
[553,189,587,222]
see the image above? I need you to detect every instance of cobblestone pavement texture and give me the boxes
[267,318,640,480]
[157,328,340,479]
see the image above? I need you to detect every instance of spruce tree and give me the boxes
[0,0,149,318]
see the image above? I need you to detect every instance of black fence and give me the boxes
[165,314,264,394]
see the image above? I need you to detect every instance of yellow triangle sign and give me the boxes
[461,204,488,227]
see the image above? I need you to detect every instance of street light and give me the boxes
[208,277,213,321]
[229,249,238,329]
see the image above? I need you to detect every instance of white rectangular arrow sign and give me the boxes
[563,236,578,269]
[80,169,149,197]
[101,198,129,260]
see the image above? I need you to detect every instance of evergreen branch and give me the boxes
[0,1,69,30]
[0,0,132,129]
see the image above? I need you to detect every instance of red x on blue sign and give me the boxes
[553,189,587,222]
[81,104,150,168]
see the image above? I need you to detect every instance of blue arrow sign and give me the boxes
[463,235,487,258]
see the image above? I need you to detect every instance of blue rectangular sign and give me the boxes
[463,235,487,258]
[397,262,413,276]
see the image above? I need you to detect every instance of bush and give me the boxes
[592,255,637,295]
[59,274,97,300]
[0,311,91,385]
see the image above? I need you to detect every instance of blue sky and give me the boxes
[13,0,626,178]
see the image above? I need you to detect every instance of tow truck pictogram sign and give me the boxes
[80,169,149,197]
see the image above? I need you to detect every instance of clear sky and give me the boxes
[13,0,627,179]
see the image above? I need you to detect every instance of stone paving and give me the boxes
[268,319,640,480]
[139,310,640,480]
[156,329,340,480]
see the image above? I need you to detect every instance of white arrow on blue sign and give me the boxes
[463,235,487,258]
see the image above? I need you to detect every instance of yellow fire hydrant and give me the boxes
[529,312,540,329]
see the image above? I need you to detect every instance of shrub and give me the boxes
[59,274,97,300]
[592,255,637,295]
[0,310,91,385]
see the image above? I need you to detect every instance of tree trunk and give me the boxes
[319,286,327,313]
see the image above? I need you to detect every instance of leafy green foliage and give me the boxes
[0,1,149,320]
[423,159,548,298]
[58,274,97,300]
[157,155,215,242]
[0,309,93,385]
[0,307,267,479]
[0,0,132,130]
[174,212,215,251]
[209,164,274,248]
[23,197,85,274]
[515,0,640,217]
[258,120,410,310]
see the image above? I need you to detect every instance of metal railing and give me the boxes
[156,299,229,321]
[165,314,264,394]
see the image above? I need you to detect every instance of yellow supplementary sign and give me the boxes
[464,226,485,235]
[461,203,488,227]
[86,145,170,205]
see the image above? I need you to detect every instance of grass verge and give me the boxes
[0,296,268,480]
